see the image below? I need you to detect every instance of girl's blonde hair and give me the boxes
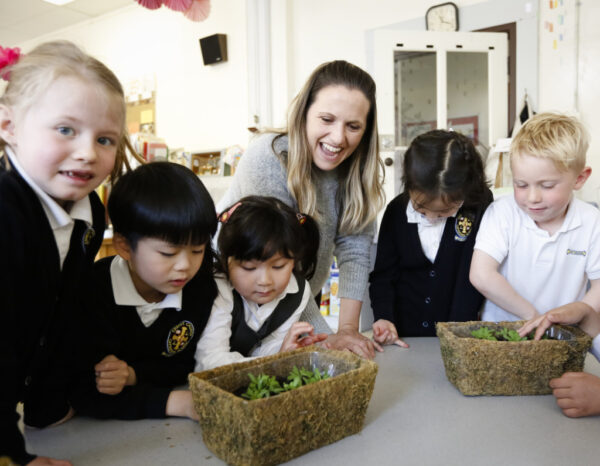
[273,60,385,234]
[0,40,142,181]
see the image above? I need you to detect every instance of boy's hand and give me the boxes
[95,354,136,395]
[518,302,600,340]
[280,322,327,352]
[550,372,600,418]
[165,390,198,420]
[372,319,409,348]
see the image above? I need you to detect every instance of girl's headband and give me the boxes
[218,201,307,225]
[0,46,21,81]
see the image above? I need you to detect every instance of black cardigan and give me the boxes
[0,160,105,465]
[70,256,217,420]
[369,190,492,337]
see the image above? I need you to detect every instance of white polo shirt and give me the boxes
[475,195,600,322]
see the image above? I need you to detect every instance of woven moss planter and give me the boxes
[189,346,378,466]
[436,321,592,396]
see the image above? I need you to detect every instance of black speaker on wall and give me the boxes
[199,34,228,65]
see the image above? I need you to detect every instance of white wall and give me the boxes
[16,2,249,153]
[538,0,600,203]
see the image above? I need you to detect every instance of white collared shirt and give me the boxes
[194,273,311,371]
[476,195,600,322]
[5,146,93,269]
[406,200,452,263]
[110,256,182,327]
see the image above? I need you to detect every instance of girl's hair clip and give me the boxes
[218,201,242,223]
[296,212,306,224]
[0,46,21,81]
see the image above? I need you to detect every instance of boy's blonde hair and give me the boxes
[510,112,589,173]
[273,60,385,234]
[0,40,139,181]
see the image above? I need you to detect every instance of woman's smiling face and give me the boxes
[305,85,370,171]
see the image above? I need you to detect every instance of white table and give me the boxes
[26,338,600,465]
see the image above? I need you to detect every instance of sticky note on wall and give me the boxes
[140,109,154,124]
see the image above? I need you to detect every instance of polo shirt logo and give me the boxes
[163,320,194,357]
[566,249,586,257]
[454,215,473,242]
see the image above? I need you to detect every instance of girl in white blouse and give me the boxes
[195,195,326,370]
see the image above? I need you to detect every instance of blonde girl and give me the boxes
[0,40,133,465]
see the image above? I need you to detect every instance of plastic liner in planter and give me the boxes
[188,346,378,466]
[436,321,592,396]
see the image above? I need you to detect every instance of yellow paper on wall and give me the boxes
[140,109,154,124]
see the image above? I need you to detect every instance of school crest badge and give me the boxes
[163,320,195,357]
[454,215,473,242]
[82,226,95,247]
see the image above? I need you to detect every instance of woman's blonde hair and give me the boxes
[0,40,142,181]
[273,60,384,234]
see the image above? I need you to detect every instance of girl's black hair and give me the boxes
[108,162,218,276]
[402,129,489,209]
[217,196,320,280]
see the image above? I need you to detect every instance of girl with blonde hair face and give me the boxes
[218,60,385,358]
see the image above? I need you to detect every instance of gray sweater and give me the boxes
[217,133,375,333]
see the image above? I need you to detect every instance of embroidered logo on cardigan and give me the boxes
[454,215,473,242]
[163,320,195,356]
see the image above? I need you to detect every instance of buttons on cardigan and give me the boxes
[429,270,436,277]
[422,321,429,328]
[425,297,431,304]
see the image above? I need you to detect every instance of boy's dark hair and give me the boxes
[108,162,217,275]
[217,196,320,280]
[402,129,489,210]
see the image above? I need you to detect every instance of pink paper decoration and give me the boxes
[163,0,193,12]
[135,0,164,10]
[0,46,21,81]
[184,0,211,22]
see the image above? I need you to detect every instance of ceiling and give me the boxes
[0,0,135,46]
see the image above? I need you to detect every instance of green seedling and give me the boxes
[242,373,284,400]
[471,326,550,342]
[471,326,497,341]
[497,327,528,341]
[242,366,331,400]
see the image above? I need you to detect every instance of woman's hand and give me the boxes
[372,319,409,348]
[323,325,381,359]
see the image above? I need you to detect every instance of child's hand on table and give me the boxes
[372,319,409,348]
[549,372,600,418]
[280,322,327,352]
[95,354,136,395]
[518,303,600,418]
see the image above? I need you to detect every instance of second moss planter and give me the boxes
[436,321,592,396]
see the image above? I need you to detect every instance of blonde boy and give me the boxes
[470,113,600,322]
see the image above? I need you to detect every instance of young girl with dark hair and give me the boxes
[195,195,326,371]
[71,162,218,421]
[369,130,493,347]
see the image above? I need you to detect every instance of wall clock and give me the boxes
[425,2,459,31]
